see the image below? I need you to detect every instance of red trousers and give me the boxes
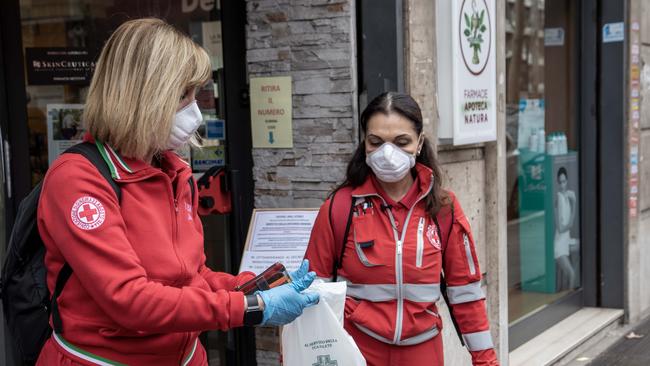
[345,320,444,366]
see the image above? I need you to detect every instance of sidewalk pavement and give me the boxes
[589,316,650,365]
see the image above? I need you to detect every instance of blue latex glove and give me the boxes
[258,259,320,326]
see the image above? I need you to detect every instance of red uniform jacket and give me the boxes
[304,164,498,365]
[36,138,254,365]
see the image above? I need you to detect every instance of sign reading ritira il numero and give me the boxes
[436,0,497,145]
[250,76,293,148]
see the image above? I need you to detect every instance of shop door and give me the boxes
[505,0,599,349]
[0,0,255,365]
[0,4,13,362]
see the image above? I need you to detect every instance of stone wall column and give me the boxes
[247,0,359,210]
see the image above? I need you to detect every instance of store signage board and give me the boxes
[436,0,497,145]
[25,48,96,85]
[250,76,293,148]
[239,209,318,274]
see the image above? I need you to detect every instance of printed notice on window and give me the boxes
[239,209,318,274]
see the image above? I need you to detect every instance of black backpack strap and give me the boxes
[189,176,196,204]
[50,142,122,334]
[335,199,355,280]
[65,142,121,201]
[328,187,360,282]
[51,264,72,334]
[434,204,464,346]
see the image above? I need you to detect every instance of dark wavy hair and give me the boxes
[557,167,568,181]
[335,92,447,217]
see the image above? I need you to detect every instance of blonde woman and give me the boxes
[36,18,318,365]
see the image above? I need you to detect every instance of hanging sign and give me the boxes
[436,0,497,145]
[250,76,293,148]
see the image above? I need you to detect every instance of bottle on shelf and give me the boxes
[546,133,554,155]
[529,128,539,152]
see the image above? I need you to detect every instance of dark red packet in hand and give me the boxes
[235,262,292,295]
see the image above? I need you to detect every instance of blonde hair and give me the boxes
[84,18,211,160]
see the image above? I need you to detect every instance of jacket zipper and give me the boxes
[161,174,187,284]
[416,217,425,268]
[96,168,191,359]
[352,175,434,345]
[463,233,476,275]
[167,177,190,361]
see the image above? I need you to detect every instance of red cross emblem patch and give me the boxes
[427,224,441,250]
[71,196,106,230]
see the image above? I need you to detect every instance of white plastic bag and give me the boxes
[282,281,366,366]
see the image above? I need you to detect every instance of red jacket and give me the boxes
[37,138,254,365]
[304,164,498,365]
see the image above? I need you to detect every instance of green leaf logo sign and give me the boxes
[460,0,491,75]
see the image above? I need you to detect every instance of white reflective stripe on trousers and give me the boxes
[462,330,494,351]
[354,323,440,346]
[446,280,485,305]
[338,275,441,302]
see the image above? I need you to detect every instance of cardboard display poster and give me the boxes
[202,21,223,70]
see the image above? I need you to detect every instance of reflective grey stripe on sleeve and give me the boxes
[354,323,440,346]
[446,281,485,305]
[316,276,333,282]
[462,330,494,351]
[339,276,441,302]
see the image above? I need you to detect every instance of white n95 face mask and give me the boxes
[167,100,203,150]
[365,142,416,183]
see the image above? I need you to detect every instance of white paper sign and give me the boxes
[239,209,318,274]
[239,251,306,274]
[248,210,318,251]
[544,28,565,46]
[603,22,624,43]
[202,21,223,70]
